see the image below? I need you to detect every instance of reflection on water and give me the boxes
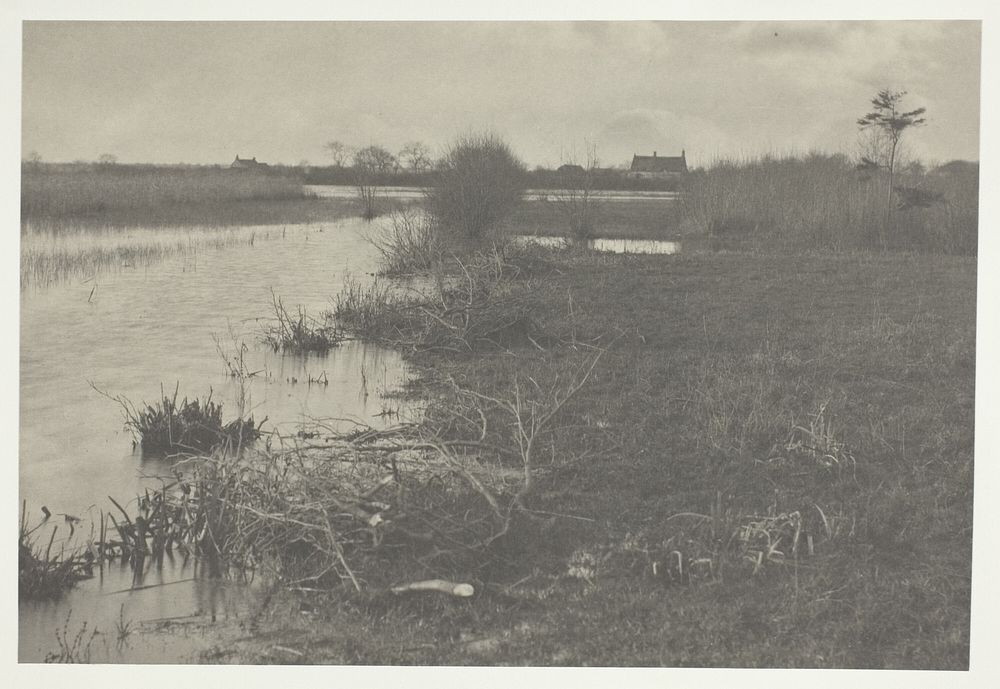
[514,234,681,255]
[19,218,412,662]
[306,184,681,203]
[18,555,258,663]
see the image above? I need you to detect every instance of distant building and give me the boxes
[628,150,687,179]
[230,155,268,170]
[557,163,586,175]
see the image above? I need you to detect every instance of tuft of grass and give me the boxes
[19,502,93,600]
[261,290,342,353]
[330,275,416,342]
[106,383,262,454]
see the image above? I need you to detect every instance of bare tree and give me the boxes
[23,150,42,170]
[857,89,926,247]
[353,145,397,220]
[399,141,433,172]
[324,140,351,167]
[353,145,397,175]
[97,153,118,167]
[550,143,605,242]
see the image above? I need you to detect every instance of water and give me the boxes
[19,218,413,662]
[515,234,681,255]
[306,184,681,203]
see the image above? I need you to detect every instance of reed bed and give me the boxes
[20,223,266,289]
[679,153,978,254]
[22,165,310,227]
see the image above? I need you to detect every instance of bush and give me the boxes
[425,132,527,239]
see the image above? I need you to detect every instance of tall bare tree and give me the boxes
[324,140,351,167]
[353,145,397,220]
[857,89,926,247]
[399,141,433,172]
[353,145,397,175]
[550,143,605,242]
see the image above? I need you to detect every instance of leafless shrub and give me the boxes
[425,132,527,239]
[365,208,445,275]
[548,146,606,241]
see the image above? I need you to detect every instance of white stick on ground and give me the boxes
[390,579,475,597]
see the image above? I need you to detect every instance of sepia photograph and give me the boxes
[6,1,997,683]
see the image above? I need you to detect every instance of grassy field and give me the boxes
[212,246,974,668]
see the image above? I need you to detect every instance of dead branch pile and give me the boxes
[99,347,607,592]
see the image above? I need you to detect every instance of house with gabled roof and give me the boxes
[628,150,687,179]
[230,155,268,170]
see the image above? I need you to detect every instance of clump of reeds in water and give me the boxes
[115,383,262,453]
[261,290,342,353]
[19,502,94,600]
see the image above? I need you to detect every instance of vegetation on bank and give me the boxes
[22,116,977,667]
[224,244,974,668]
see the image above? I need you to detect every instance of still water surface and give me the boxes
[19,218,412,662]
[306,184,681,202]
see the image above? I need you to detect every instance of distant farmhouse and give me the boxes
[230,155,268,170]
[628,150,687,179]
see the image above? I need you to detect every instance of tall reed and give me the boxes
[679,153,977,254]
[22,164,312,229]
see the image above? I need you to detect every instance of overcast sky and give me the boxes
[21,21,981,168]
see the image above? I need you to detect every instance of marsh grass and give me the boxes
[109,383,262,454]
[19,502,93,600]
[365,208,445,275]
[330,275,416,342]
[20,224,266,288]
[679,153,978,254]
[261,291,342,353]
[333,248,544,351]
[22,164,310,227]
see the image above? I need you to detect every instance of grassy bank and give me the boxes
[213,246,974,668]
[21,164,359,230]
